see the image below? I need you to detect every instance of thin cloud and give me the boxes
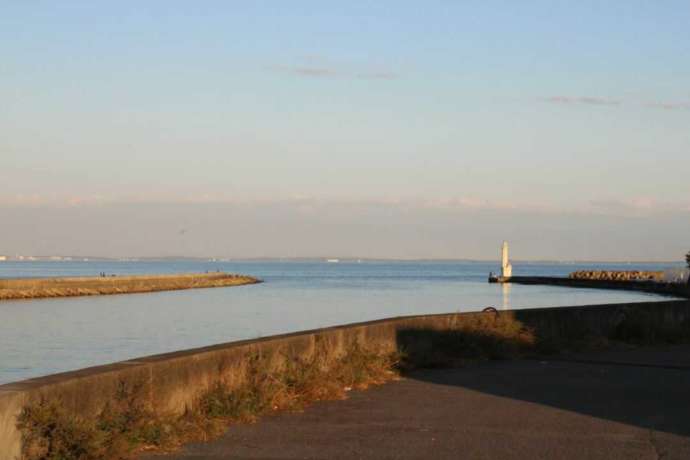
[645,101,690,111]
[543,96,690,111]
[356,71,398,80]
[286,66,341,78]
[543,96,621,106]
[270,64,398,80]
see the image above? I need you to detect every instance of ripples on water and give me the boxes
[0,260,678,384]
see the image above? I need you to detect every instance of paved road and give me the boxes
[145,346,690,459]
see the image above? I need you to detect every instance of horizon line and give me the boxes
[0,255,685,265]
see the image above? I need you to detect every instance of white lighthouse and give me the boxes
[501,241,512,278]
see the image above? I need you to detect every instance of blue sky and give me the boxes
[1,2,689,259]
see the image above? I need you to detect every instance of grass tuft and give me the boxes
[18,400,108,460]
[398,313,535,369]
[18,344,399,460]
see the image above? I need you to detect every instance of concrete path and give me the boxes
[145,346,690,460]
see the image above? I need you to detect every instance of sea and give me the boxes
[0,259,682,385]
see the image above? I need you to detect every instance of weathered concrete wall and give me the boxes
[2,299,690,459]
[0,313,465,459]
[506,276,690,298]
[513,299,690,343]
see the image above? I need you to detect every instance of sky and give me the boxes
[1,1,689,260]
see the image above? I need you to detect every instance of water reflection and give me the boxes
[502,283,511,310]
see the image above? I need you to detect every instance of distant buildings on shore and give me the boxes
[0,255,83,262]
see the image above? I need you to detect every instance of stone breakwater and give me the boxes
[569,270,664,282]
[501,276,689,299]
[0,273,261,301]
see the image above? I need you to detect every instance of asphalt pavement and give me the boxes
[144,345,690,460]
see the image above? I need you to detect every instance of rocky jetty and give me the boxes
[0,273,260,300]
[569,270,664,282]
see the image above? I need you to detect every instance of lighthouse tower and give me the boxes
[501,241,512,278]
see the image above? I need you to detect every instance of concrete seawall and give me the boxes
[2,299,690,459]
[499,276,690,298]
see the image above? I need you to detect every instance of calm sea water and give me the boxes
[0,260,679,385]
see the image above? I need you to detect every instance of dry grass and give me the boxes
[0,273,260,301]
[17,343,400,460]
[397,312,536,369]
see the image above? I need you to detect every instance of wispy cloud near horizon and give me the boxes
[4,193,689,218]
[2,197,689,261]
[587,198,690,216]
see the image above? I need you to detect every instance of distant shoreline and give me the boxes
[0,257,684,264]
[0,272,261,301]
